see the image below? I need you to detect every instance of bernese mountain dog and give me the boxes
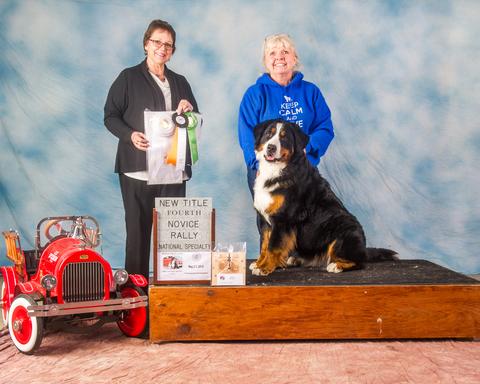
[250,119,397,276]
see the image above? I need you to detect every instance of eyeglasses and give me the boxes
[149,39,174,51]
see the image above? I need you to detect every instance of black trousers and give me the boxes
[119,174,186,279]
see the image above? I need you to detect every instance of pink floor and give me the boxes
[1,324,479,384]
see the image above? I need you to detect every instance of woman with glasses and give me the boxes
[104,19,198,280]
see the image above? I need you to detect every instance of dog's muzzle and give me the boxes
[266,144,276,157]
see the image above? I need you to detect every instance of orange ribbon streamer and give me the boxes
[165,127,179,165]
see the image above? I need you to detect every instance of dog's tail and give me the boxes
[366,247,398,262]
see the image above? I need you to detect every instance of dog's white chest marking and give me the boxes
[254,161,283,225]
[254,123,287,224]
[254,186,273,224]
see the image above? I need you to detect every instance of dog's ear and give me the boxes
[289,122,309,153]
[254,119,275,148]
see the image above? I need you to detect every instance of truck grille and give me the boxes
[62,262,105,302]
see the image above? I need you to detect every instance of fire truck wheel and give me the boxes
[1,280,8,326]
[117,286,148,338]
[8,295,44,354]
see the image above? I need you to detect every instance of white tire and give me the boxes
[8,295,43,354]
[1,280,7,326]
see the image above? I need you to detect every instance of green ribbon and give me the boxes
[185,112,199,164]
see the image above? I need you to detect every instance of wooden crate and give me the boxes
[149,260,480,341]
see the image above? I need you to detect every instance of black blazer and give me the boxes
[104,60,198,176]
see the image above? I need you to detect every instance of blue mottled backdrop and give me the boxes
[1,0,479,273]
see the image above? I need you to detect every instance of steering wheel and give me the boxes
[44,219,71,241]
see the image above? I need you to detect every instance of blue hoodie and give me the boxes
[238,72,334,170]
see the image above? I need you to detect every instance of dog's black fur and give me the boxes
[250,119,397,276]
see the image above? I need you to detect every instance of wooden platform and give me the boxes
[149,260,480,342]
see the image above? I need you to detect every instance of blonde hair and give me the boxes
[262,34,300,72]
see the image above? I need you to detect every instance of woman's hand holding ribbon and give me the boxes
[176,99,193,114]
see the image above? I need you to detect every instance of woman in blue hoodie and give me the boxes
[238,34,334,196]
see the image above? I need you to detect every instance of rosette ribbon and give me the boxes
[166,112,200,168]
[185,112,199,164]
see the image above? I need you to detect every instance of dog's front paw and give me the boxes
[251,266,270,276]
[326,262,343,273]
[249,261,258,271]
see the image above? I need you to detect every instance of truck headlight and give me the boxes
[41,275,57,290]
[114,269,129,285]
